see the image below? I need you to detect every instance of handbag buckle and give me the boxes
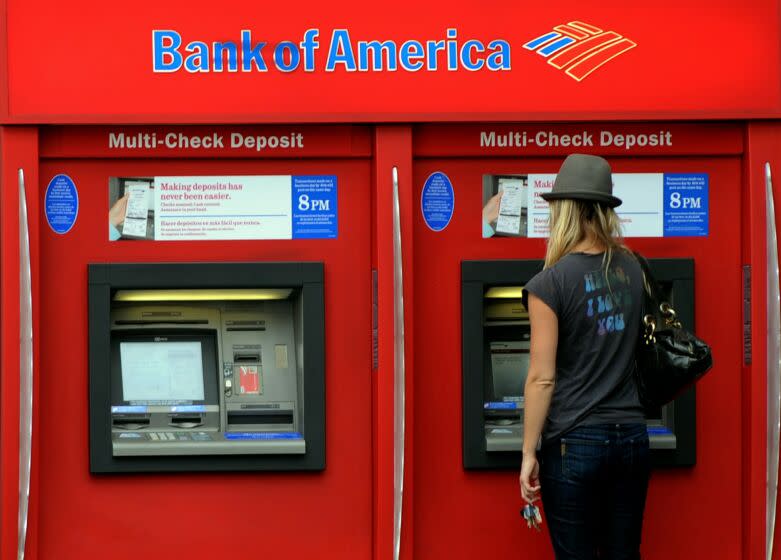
[659,302,682,328]
[643,314,656,344]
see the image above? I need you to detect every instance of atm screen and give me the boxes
[120,341,205,402]
[110,331,219,405]
[490,341,529,401]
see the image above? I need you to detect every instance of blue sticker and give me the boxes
[111,405,149,414]
[292,175,337,239]
[44,174,79,234]
[484,402,518,410]
[663,174,708,237]
[647,427,673,435]
[224,432,303,440]
[170,405,207,413]
[421,172,455,232]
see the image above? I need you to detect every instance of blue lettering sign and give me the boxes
[399,41,424,71]
[446,29,458,70]
[241,30,268,71]
[461,40,485,71]
[326,30,356,71]
[151,28,514,74]
[426,40,446,70]
[152,30,183,72]
[487,40,512,70]
[274,41,301,72]
[185,41,209,72]
[358,40,397,71]
[213,41,238,72]
[300,29,320,72]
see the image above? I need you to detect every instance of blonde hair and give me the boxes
[544,199,627,270]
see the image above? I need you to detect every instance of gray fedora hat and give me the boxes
[541,154,622,208]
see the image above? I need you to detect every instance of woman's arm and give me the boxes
[519,293,558,502]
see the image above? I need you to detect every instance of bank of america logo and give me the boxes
[524,21,636,82]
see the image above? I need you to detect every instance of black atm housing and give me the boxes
[462,258,697,469]
[89,261,325,474]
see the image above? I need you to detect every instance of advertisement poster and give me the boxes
[108,175,337,241]
[482,173,708,238]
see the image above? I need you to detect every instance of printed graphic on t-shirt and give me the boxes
[583,265,633,336]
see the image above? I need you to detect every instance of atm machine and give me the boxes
[462,258,696,469]
[89,261,325,473]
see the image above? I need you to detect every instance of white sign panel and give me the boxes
[154,176,292,240]
[612,174,664,237]
[527,174,556,238]
[527,173,667,238]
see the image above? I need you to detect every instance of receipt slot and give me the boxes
[89,262,324,473]
[462,258,697,469]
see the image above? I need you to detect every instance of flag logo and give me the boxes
[524,21,636,81]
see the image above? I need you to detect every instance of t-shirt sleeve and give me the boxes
[523,268,561,317]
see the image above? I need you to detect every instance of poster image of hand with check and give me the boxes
[482,174,529,238]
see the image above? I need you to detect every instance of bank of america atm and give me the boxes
[89,261,324,473]
[462,258,696,469]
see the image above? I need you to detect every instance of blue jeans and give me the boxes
[539,423,650,560]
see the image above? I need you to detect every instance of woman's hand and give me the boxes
[519,452,541,504]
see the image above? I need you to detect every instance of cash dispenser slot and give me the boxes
[226,320,266,332]
[233,352,260,362]
[228,410,294,425]
[113,415,151,430]
[115,319,209,326]
[168,414,204,429]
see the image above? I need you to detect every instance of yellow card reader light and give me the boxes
[484,286,524,299]
[113,289,294,302]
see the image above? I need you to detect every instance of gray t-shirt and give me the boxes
[524,250,645,442]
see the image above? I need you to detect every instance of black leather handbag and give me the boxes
[633,254,713,409]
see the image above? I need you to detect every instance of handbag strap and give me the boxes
[632,251,664,303]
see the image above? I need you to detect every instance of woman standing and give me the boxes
[519,154,650,560]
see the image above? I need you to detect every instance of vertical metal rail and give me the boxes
[18,169,33,560]
[766,162,780,560]
[392,167,405,560]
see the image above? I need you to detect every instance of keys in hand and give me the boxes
[521,503,542,531]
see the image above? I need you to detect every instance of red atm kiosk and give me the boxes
[412,124,749,557]
[2,2,781,560]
